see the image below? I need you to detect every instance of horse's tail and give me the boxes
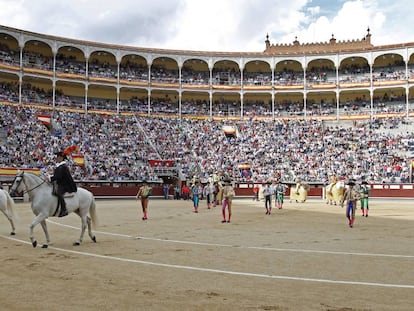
[4,191,17,220]
[89,196,98,229]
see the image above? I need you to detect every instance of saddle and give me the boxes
[52,181,75,198]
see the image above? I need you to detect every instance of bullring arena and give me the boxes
[1,197,414,311]
[2,23,414,311]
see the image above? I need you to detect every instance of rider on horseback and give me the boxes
[50,149,77,217]
[294,177,302,195]
[327,175,338,195]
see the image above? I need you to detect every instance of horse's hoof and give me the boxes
[73,242,80,246]
[32,241,37,248]
[10,232,15,236]
[42,244,48,249]
[92,236,97,243]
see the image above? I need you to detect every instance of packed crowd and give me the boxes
[0,81,410,119]
[0,101,413,184]
[2,46,414,89]
[0,104,161,182]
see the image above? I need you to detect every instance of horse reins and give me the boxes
[13,174,47,195]
[24,179,47,194]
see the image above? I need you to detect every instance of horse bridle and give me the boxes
[10,172,47,196]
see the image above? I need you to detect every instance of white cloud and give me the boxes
[165,0,241,51]
[0,0,30,29]
[372,0,414,45]
[0,0,413,52]
[307,6,320,16]
[278,0,385,45]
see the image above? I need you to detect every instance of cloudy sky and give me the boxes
[0,0,412,52]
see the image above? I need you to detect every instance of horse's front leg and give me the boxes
[74,216,87,246]
[30,213,48,248]
[40,220,50,248]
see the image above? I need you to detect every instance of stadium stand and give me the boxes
[1,25,414,187]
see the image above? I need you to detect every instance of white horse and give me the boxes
[0,189,17,235]
[325,181,346,206]
[9,171,97,248]
[289,183,310,203]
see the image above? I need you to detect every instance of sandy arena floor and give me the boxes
[1,197,414,311]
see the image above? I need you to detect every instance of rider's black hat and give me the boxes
[54,151,67,159]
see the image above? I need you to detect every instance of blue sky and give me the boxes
[0,0,412,52]
[305,0,345,16]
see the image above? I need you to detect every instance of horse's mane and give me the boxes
[24,172,52,187]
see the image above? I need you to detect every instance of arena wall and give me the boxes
[76,182,414,199]
[4,179,414,199]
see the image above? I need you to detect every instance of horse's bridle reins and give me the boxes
[11,172,47,195]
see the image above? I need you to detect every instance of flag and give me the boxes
[223,125,237,138]
[0,167,40,176]
[238,163,251,170]
[64,145,79,156]
[72,154,85,166]
[148,159,162,167]
[36,114,52,130]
